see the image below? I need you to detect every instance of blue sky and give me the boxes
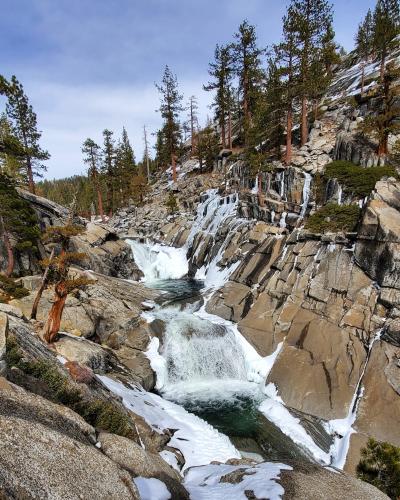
[0,0,375,179]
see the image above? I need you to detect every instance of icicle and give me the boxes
[279,212,287,229]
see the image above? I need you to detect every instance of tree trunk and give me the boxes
[378,134,389,157]
[221,120,226,149]
[301,96,308,146]
[0,216,14,277]
[360,62,365,96]
[43,281,68,343]
[285,107,293,166]
[172,154,177,183]
[380,51,386,83]
[31,248,55,320]
[228,109,232,150]
[27,156,35,194]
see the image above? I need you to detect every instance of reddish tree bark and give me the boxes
[301,97,308,146]
[285,108,293,165]
[43,281,68,343]
[26,157,35,194]
[172,154,177,183]
[31,248,55,320]
[228,109,232,150]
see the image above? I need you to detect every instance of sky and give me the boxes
[0,0,376,180]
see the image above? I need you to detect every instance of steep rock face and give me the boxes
[355,179,400,288]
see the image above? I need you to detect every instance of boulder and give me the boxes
[279,462,389,499]
[0,312,8,375]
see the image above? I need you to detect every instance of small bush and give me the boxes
[325,161,398,198]
[357,438,400,499]
[165,192,178,213]
[0,275,30,300]
[305,204,361,233]
[5,336,133,437]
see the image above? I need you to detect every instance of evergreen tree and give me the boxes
[6,76,50,193]
[321,22,340,77]
[41,224,92,343]
[204,44,234,149]
[101,129,116,215]
[357,438,400,499]
[115,127,136,205]
[232,21,265,146]
[360,62,400,156]
[195,121,219,173]
[0,114,25,178]
[155,66,184,182]
[82,138,105,222]
[355,9,374,95]
[0,173,40,276]
[288,0,334,145]
[187,95,199,154]
[276,5,301,165]
[372,0,400,82]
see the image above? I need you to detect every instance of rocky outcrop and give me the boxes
[355,179,400,288]
[279,462,389,500]
[0,379,140,499]
[70,222,143,280]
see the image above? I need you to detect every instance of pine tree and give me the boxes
[195,121,219,173]
[359,62,400,156]
[276,5,301,165]
[187,95,199,155]
[288,0,334,145]
[41,224,93,343]
[232,21,265,146]
[0,173,40,276]
[101,129,116,215]
[82,138,105,222]
[155,66,184,182]
[204,44,234,149]
[355,9,374,95]
[6,76,50,193]
[0,114,25,178]
[372,0,400,82]
[115,127,136,205]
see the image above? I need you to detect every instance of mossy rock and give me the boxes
[0,275,30,301]
[305,204,361,234]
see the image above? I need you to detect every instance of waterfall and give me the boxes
[337,185,343,205]
[326,330,382,468]
[251,176,259,194]
[153,307,248,392]
[128,240,188,281]
[279,212,287,229]
[270,210,275,223]
[300,173,312,218]
[278,171,285,199]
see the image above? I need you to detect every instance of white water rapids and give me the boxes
[127,188,375,469]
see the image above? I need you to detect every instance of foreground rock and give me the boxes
[0,379,140,500]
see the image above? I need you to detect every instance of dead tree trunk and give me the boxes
[31,248,55,320]
[43,281,68,343]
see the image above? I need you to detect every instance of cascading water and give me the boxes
[300,173,312,218]
[128,240,188,281]
[129,188,337,464]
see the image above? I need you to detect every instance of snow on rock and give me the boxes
[260,384,330,465]
[134,477,171,500]
[184,462,292,500]
[97,375,241,471]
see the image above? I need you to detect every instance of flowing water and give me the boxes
[128,235,321,463]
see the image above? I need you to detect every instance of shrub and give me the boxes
[305,204,361,233]
[0,275,30,301]
[165,192,178,213]
[5,336,134,438]
[324,161,398,198]
[357,438,400,499]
